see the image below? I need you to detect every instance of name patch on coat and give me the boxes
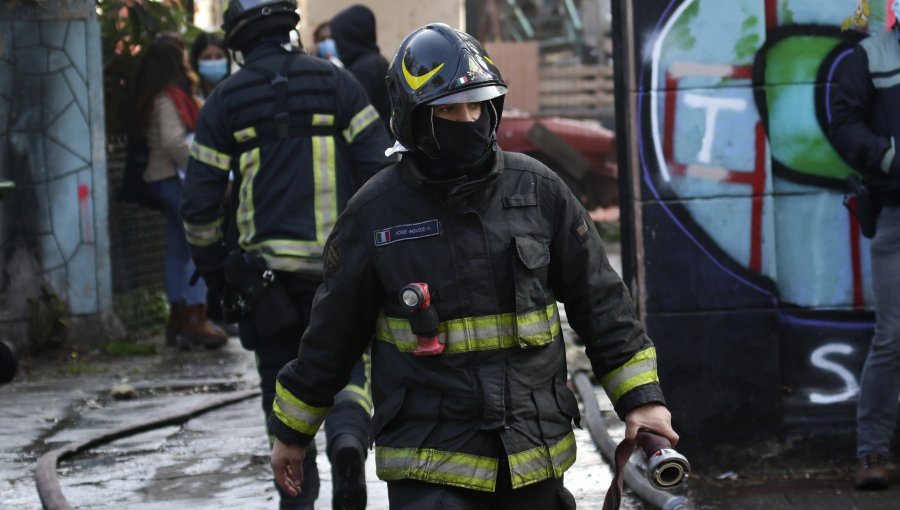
[373,219,442,246]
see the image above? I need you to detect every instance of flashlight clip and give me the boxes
[399,283,445,356]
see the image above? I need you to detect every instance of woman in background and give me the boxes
[187,32,239,337]
[131,36,227,350]
[189,32,231,99]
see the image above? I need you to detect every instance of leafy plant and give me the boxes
[28,286,69,354]
[113,288,169,338]
[97,0,201,138]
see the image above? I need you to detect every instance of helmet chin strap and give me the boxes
[413,108,442,160]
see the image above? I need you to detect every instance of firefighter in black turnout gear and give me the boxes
[181,1,391,508]
[270,24,679,509]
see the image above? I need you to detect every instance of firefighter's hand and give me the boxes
[624,403,678,446]
[271,439,306,496]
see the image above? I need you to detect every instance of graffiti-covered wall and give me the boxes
[615,0,888,451]
[0,0,114,350]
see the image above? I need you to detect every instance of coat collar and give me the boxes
[397,149,505,206]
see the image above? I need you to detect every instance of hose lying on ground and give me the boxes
[571,371,694,510]
[35,388,259,510]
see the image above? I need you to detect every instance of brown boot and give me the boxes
[855,454,889,490]
[178,304,228,350]
[165,301,187,347]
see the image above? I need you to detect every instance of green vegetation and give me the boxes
[60,361,107,377]
[28,286,69,354]
[102,340,157,356]
[113,288,168,339]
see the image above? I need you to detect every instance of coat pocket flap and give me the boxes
[514,236,550,270]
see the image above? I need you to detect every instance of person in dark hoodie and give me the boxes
[330,4,392,133]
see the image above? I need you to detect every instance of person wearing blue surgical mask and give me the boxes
[189,32,232,99]
[312,20,343,67]
[188,31,236,336]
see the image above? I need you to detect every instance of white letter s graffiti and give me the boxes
[809,343,858,404]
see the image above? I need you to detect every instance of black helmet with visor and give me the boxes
[386,24,507,154]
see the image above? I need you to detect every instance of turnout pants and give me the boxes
[240,273,371,508]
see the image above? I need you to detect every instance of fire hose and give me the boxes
[571,371,693,510]
[35,389,259,510]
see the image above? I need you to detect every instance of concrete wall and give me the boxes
[0,0,116,352]
[616,0,888,455]
[299,0,465,60]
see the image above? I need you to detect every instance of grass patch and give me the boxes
[60,361,107,377]
[113,288,168,339]
[102,340,157,357]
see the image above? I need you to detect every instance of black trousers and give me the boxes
[240,273,371,508]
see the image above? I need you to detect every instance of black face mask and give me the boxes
[430,107,493,168]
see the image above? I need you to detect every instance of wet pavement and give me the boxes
[0,337,649,510]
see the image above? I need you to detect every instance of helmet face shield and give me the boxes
[426,85,508,106]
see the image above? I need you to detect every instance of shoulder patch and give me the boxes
[373,219,442,246]
[573,214,593,244]
[325,236,341,274]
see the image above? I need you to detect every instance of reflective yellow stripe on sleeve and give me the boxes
[243,239,327,273]
[375,303,560,354]
[189,142,231,171]
[342,104,379,143]
[600,347,659,406]
[233,127,257,143]
[183,217,223,247]
[272,380,329,436]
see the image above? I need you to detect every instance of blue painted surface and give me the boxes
[0,1,111,344]
[624,0,888,446]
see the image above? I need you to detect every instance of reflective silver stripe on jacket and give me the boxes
[601,347,660,405]
[375,303,561,354]
[189,142,231,170]
[375,430,576,491]
[343,105,380,143]
[376,446,499,492]
[272,381,329,436]
[183,217,223,247]
[508,431,577,488]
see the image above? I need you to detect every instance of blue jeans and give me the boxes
[857,206,900,458]
[151,178,206,305]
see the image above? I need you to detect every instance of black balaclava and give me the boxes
[412,102,496,180]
